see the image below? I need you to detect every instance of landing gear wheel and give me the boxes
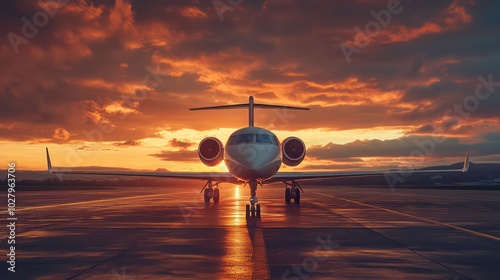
[251,204,256,217]
[285,188,291,203]
[294,188,301,204]
[245,204,250,218]
[213,188,220,203]
[204,188,211,203]
[256,204,261,218]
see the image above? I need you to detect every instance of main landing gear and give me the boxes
[200,179,301,217]
[200,180,220,203]
[284,180,303,204]
[246,180,261,218]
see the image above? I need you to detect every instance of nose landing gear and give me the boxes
[245,203,261,218]
[246,181,261,218]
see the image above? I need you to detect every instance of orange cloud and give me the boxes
[104,101,138,115]
[52,128,72,140]
[109,0,135,32]
[445,0,474,26]
[181,7,208,18]
[386,22,443,43]
[381,0,474,43]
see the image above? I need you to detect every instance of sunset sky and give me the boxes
[1,0,499,172]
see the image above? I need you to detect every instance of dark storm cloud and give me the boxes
[402,80,462,102]
[408,124,436,134]
[447,55,500,78]
[483,132,500,142]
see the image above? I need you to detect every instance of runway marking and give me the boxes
[17,192,191,212]
[315,192,500,242]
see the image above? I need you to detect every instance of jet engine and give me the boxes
[198,137,224,166]
[281,137,306,166]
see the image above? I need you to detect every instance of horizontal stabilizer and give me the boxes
[190,103,309,111]
[190,96,309,127]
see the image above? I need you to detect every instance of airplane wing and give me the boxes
[46,148,240,184]
[267,149,470,183]
[46,147,469,185]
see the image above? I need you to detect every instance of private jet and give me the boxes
[46,96,469,218]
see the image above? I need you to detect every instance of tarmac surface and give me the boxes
[2,183,500,279]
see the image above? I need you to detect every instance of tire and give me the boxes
[294,188,301,204]
[256,204,261,218]
[204,188,210,203]
[285,188,291,203]
[246,204,250,218]
[213,188,220,203]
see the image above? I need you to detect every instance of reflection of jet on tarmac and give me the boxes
[46,96,469,218]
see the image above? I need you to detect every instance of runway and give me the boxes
[2,183,500,279]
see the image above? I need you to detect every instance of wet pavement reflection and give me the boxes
[4,185,500,279]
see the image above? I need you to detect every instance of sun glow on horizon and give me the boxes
[0,124,479,172]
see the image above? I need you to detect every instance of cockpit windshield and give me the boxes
[234,134,254,144]
[256,134,273,144]
[227,133,278,146]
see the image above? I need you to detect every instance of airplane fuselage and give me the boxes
[224,127,281,182]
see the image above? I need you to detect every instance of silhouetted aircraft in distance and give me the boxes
[46,96,470,218]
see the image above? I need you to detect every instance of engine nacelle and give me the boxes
[198,137,224,166]
[281,137,306,166]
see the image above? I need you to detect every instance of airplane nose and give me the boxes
[225,143,281,181]
[237,147,273,169]
[248,160,265,170]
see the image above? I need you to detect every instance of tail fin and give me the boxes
[189,96,309,127]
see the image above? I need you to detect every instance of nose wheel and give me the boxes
[246,202,261,218]
[246,181,261,218]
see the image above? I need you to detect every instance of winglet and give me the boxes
[462,148,470,172]
[46,147,53,173]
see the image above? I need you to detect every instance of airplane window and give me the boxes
[234,134,254,144]
[227,135,237,145]
[256,134,273,144]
